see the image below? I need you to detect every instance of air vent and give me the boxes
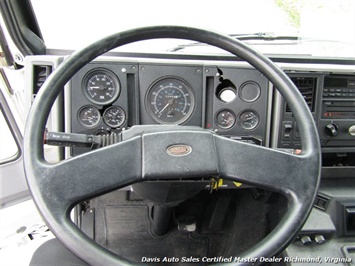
[32,65,52,102]
[286,77,316,113]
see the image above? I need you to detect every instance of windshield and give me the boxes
[31,0,355,58]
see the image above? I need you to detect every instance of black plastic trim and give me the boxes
[0,0,45,55]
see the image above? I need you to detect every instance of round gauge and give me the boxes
[78,106,101,127]
[146,77,195,125]
[216,109,236,129]
[103,106,126,128]
[239,110,260,130]
[82,69,120,105]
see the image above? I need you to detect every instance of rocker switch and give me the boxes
[283,122,293,139]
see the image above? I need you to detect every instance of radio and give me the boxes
[319,76,355,146]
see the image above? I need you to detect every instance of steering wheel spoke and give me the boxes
[27,136,142,215]
[215,135,320,201]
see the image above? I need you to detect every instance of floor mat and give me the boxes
[104,206,209,264]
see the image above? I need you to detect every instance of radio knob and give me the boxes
[349,125,355,136]
[325,123,338,137]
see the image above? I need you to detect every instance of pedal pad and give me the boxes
[176,215,196,232]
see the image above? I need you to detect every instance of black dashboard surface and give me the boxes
[26,52,353,175]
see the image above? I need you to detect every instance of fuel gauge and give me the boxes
[216,109,236,129]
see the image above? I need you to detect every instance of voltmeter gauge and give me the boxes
[82,69,120,105]
[103,106,126,128]
[78,106,101,127]
[239,110,259,130]
[216,109,236,129]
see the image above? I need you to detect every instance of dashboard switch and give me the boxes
[282,122,293,139]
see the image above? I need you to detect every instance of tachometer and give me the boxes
[82,69,120,105]
[146,77,195,125]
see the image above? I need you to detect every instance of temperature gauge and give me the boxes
[103,106,126,128]
[216,109,236,129]
[78,106,101,127]
[239,110,259,130]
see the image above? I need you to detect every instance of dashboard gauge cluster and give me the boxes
[70,63,268,155]
[208,67,268,139]
[70,64,135,155]
[75,68,127,130]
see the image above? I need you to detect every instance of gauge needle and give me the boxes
[159,103,170,115]
[90,86,106,90]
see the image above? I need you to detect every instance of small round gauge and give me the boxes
[103,106,126,128]
[78,106,101,127]
[216,109,236,129]
[82,69,120,105]
[239,110,260,130]
[146,77,195,125]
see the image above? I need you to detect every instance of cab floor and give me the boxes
[85,189,272,265]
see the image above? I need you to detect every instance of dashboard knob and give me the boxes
[325,123,338,137]
[349,125,355,136]
[300,235,312,245]
[314,235,326,244]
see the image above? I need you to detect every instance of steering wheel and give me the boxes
[24,26,321,265]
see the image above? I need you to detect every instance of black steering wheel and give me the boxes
[24,26,321,265]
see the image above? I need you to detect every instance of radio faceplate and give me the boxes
[319,76,355,147]
[277,74,355,151]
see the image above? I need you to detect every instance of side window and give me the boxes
[0,107,19,163]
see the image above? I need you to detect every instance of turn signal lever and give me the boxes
[44,131,120,149]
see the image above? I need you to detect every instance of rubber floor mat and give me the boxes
[104,206,208,264]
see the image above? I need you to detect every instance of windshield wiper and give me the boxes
[168,32,300,52]
[229,32,299,41]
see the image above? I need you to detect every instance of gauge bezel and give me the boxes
[77,105,101,128]
[215,109,236,129]
[145,76,195,125]
[238,109,260,131]
[103,106,126,128]
[239,81,261,103]
[82,68,121,105]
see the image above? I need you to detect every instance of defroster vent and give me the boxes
[286,77,317,113]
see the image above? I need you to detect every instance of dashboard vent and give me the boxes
[286,77,316,112]
[32,65,52,102]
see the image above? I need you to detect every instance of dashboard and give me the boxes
[25,54,355,167]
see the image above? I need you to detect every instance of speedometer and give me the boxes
[146,77,195,125]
